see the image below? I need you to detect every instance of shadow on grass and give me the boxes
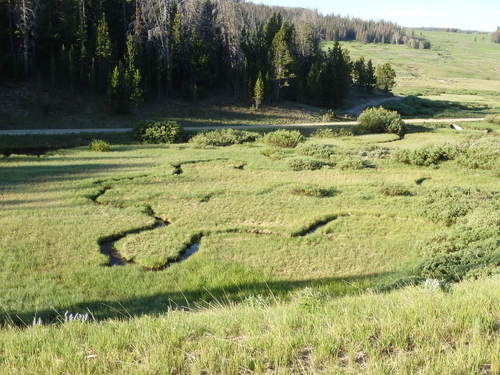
[0,162,154,187]
[1,272,390,326]
[382,96,490,118]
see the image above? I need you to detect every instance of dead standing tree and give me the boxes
[15,0,39,77]
[138,0,178,96]
[213,0,243,96]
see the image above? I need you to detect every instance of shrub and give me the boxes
[416,207,499,282]
[485,114,500,125]
[380,184,412,196]
[359,146,391,159]
[290,185,336,197]
[260,148,289,160]
[189,129,259,147]
[455,138,499,170]
[89,139,111,152]
[296,143,336,159]
[287,157,325,171]
[262,130,305,148]
[372,276,426,293]
[311,128,354,138]
[357,107,406,137]
[335,157,369,170]
[321,110,336,122]
[416,248,499,282]
[393,144,458,166]
[421,187,492,225]
[135,121,183,144]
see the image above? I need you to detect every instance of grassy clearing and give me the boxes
[0,121,498,373]
[333,30,500,116]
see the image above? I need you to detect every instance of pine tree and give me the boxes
[108,62,128,113]
[130,68,143,106]
[352,57,366,88]
[253,72,264,110]
[96,14,112,92]
[365,59,376,92]
[271,22,296,101]
[375,63,396,92]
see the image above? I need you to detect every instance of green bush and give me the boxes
[321,110,336,122]
[134,121,183,144]
[421,187,492,225]
[359,146,391,159]
[263,130,305,148]
[455,138,499,170]
[89,139,111,152]
[357,107,406,137]
[189,129,259,147]
[290,185,336,197]
[380,184,412,196]
[311,128,354,138]
[393,144,458,166]
[485,114,500,125]
[287,157,325,171]
[296,143,336,159]
[416,207,499,282]
[335,157,369,170]
[260,148,289,160]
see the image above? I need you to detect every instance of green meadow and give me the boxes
[0,119,498,373]
[332,30,500,117]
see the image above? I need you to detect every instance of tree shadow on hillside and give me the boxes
[383,95,490,118]
[1,272,392,327]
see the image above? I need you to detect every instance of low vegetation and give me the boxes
[89,139,112,152]
[287,157,326,171]
[485,114,500,125]
[357,107,406,137]
[262,130,305,148]
[189,129,260,147]
[134,120,183,144]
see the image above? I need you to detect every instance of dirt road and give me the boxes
[0,117,485,135]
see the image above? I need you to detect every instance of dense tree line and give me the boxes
[0,0,399,112]
[492,27,500,43]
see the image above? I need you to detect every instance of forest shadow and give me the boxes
[0,162,153,187]
[383,95,490,118]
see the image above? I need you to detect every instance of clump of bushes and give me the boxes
[335,156,370,170]
[134,120,183,144]
[455,138,499,170]
[485,114,500,125]
[296,143,336,159]
[393,143,458,166]
[260,148,290,160]
[189,129,259,147]
[311,128,354,138]
[359,146,391,159]
[290,185,336,197]
[416,206,499,282]
[287,157,325,171]
[89,139,111,152]
[321,109,336,122]
[380,184,412,197]
[262,130,305,148]
[421,187,492,225]
[357,107,406,137]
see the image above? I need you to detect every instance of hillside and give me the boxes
[330,30,500,117]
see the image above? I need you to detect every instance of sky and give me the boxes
[249,0,500,32]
